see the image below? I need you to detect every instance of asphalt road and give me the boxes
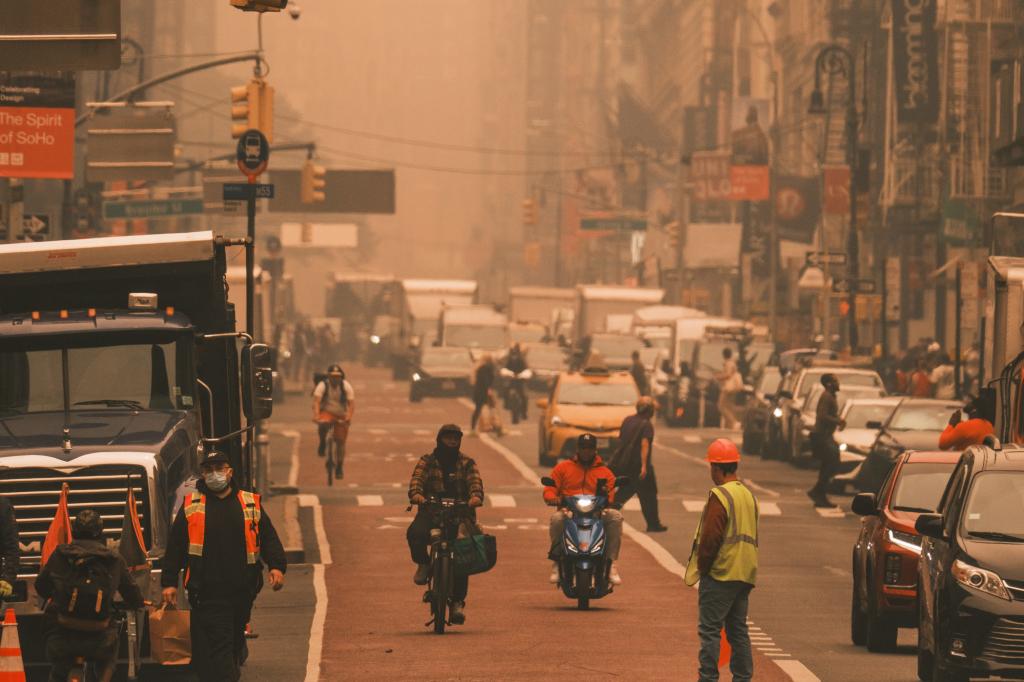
[252,365,924,681]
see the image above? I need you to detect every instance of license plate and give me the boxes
[441,380,456,390]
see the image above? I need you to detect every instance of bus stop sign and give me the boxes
[236,129,269,179]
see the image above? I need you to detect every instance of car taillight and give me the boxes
[884,553,901,585]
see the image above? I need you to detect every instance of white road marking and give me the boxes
[489,494,517,508]
[414,429,431,436]
[347,483,359,488]
[815,507,846,518]
[297,495,332,565]
[759,501,782,516]
[368,427,387,435]
[682,500,706,513]
[480,524,508,530]
[281,428,301,488]
[657,440,707,467]
[683,435,701,443]
[622,498,641,511]
[384,517,409,523]
[773,659,821,681]
[504,518,538,523]
[765,653,792,658]
[743,478,781,498]
[474,425,818,682]
[824,565,851,578]
[391,483,402,488]
[376,524,400,530]
[518,524,547,531]
[357,495,384,507]
[758,648,785,653]
[304,563,327,682]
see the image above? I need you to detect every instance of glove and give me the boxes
[0,581,13,598]
[410,494,426,505]
[949,409,962,427]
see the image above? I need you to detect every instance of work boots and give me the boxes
[450,601,466,624]
[413,564,431,585]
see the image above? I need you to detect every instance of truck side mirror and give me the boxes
[242,343,274,421]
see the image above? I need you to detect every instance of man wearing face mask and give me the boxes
[407,424,484,625]
[161,451,287,682]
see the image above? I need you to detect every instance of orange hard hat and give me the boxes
[706,438,741,464]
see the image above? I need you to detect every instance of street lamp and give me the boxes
[808,44,860,352]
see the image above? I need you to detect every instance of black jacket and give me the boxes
[0,498,18,584]
[160,481,286,598]
[35,539,145,612]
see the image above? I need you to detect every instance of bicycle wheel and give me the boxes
[432,555,449,634]
[325,438,335,487]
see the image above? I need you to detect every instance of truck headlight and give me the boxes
[952,559,1010,600]
[370,335,381,344]
[412,372,422,382]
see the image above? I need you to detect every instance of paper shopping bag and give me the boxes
[148,605,191,665]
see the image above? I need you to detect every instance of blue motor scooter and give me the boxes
[540,475,629,610]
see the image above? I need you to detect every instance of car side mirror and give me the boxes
[777,390,793,400]
[540,476,556,487]
[536,398,549,409]
[764,392,775,401]
[865,421,883,430]
[851,492,877,516]
[241,343,273,421]
[915,513,945,540]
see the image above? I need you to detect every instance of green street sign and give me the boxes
[102,198,204,220]
[580,216,647,231]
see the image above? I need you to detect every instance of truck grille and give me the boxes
[0,466,150,575]
[981,616,1024,666]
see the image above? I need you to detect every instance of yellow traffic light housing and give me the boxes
[522,198,537,225]
[301,159,326,203]
[230,78,274,142]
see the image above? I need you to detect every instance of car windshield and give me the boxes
[758,369,782,395]
[509,326,546,344]
[421,348,472,370]
[804,387,882,417]
[591,335,644,360]
[697,340,739,373]
[962,472,1024,539]
[890,462,956,513]
[445,325,507,349]
[557,381,637,406]
[798,371,880,399]
[526,346,565,369]
[845,403,897,429]
[0,332,193,414]
[889,403,958,431]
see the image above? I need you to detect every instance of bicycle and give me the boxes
[65,600,147,682]
[316,417,347,486]
[421,497,469,634]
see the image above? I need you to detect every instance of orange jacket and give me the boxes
[939,419,994,451]
[543,455,616,505]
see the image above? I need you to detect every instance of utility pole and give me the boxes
[676,155,691,305]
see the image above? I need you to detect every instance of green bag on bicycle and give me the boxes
[452,534,497,576]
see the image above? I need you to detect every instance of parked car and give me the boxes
[850,450,961,652]
[916,445,1024,681]
[832,397,902,493]
[409,346,474,402]
[741,366,783,455]
[536,362,638,466]
[772,365,885,460]
[852,398,962,493]
[788,384,887,463]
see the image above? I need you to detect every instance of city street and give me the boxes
[258,366,920,681]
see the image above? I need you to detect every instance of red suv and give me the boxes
[850,450,961,651]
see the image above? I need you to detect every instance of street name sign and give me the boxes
[806,251,848,267]
[580,216,647,232]
[222,183,275,201]
[102,198,203,220]
[832,278,877,294]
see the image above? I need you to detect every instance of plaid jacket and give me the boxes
[408,452,484,504]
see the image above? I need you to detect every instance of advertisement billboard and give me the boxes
[0,73,76,179]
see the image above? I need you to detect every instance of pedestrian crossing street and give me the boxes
[341,490,844,519]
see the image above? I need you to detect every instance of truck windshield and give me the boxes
[0,332,194,415]
[446,325,507,349]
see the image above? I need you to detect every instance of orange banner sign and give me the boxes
[729,165,770,201]
[0,75,76,180]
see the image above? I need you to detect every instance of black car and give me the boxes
[409,346,474,402]
[852,398,962,493]
[741,366,782,455]
[916,443,1024,681]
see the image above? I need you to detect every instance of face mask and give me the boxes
[204,471,229,492]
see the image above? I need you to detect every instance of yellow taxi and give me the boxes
[535,357,640,466]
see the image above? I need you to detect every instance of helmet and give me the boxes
[706,438,740,464]
[72,509,104,540]
[577,433,598,450]
[437,423,463,438]
[327,363,344,378]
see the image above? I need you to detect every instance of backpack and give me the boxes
[311,374,349,408]
[54,550,115,631]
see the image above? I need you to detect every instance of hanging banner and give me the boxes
[0,72,76,179]
[773,174,821,243]
[730,166,770,201]
[823,165,851,216]
[892,0,939,125]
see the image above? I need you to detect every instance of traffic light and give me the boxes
[230,0,288,11]
[301,159,326,203]
[230,78,274,142]
[665,220,680,251]
[522,198,537,225]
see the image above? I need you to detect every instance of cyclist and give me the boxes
[312,363,355,478]
[504,343,529,421]
[36,509,145,682]
[407,424,484,624]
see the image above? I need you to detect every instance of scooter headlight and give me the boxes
[772,407,783,418]
[575,497,596,513]
[412,372,422,382]
[370,335,381,344]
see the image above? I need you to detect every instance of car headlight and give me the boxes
[839,442,848,452]
[370,335,381,344]
[887,528,923,554]
[575,497,596,513]
[772,407,783,418]
[952,559,1010,600]
[412,372,422,382]
[551,415,565,426]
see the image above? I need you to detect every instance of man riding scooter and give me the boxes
[543,433,624,586]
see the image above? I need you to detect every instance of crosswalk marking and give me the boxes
[489,494,517,508]
[480,524,508,530]
[759,502,781,516]
[357,495,384,506]
[622,498,641,511]
[368,428,387,435]
[815,507,845,518]
[682,500,705,513]
[376,524,400,530]
[504,518,538,523]
[683,435,701,443]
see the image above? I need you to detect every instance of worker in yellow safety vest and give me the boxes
[161,450,288,682]
[685,438,759,682]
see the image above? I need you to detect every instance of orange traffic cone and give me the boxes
[0,608,25,681]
